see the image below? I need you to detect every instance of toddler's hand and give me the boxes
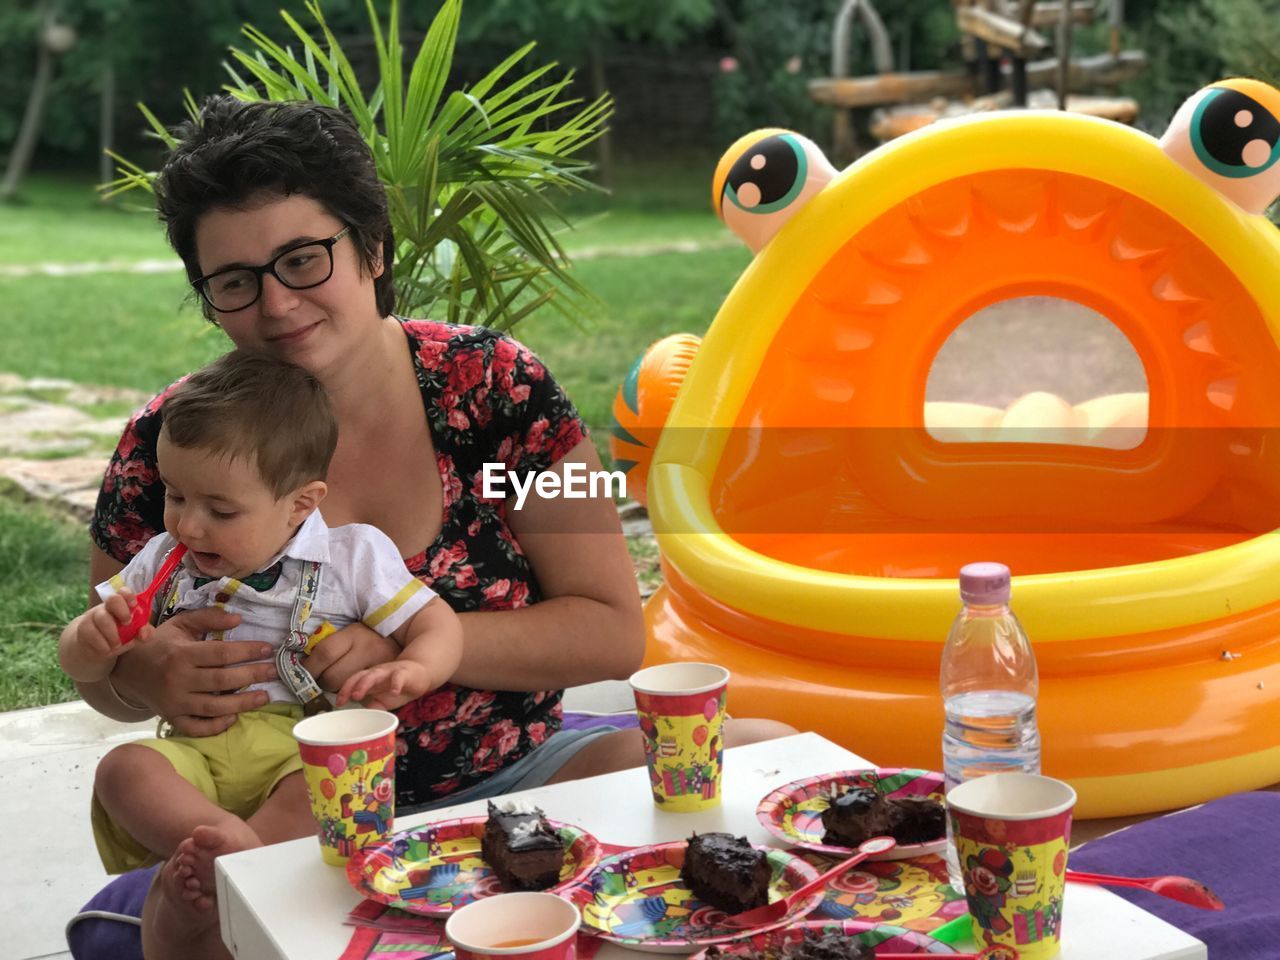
[77,591,153,660]
[336,661,435,711]
[62,591,155,682]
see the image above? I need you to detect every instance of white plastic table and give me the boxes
[216,732,1206,960]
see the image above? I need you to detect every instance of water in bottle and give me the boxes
[940,561,1041,889]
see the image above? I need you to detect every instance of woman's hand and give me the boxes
[106,606,278,737]
[303,622,398,693]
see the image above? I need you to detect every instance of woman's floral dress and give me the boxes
[91,319,589,809]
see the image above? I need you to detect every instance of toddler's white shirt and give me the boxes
[97,510,435,703]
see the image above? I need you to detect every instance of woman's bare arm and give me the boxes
[450,439,645,690]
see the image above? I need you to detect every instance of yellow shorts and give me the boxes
[91,704,305,874]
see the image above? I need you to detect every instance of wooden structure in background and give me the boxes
[814,0,1143,158]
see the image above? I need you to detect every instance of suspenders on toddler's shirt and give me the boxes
[276,560,332,716]
[154,553,333,720]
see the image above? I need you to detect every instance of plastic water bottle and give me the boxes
[940,561,1041,889]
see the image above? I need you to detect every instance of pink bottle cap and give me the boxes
[959,562,1011,605]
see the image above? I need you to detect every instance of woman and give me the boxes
[73,96,792,959]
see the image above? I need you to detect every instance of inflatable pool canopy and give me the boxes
[611,80,1280,818]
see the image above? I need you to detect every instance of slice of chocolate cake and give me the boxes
[887,794,947,844]
[707,930,874,960]
[680,832,772,914]
[821,784,945,848]
[820,785,895,847]
[481,799,565,891]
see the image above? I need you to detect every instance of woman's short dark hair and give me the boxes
[154,95,395,321]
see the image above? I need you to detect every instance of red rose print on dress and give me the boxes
[398,689,456,727]
[416,338,448,364]
[432,777,461,797]
[483,578,512,602]
[481,719,520,758]
[416,727,452,754]
[524,418,549,453]
[456,690,497,726]
[448,348,486,393]
[437,454,462,508]
[428,540,468,579]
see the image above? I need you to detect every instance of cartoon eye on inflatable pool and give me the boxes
[712,130,838,252]
[1159,78,1280,213]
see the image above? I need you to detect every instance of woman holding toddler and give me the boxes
[71,95,792,960]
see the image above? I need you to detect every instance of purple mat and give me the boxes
[562,710,638,732]
[1069,791,1280,958]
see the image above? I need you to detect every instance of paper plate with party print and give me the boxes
[346,815,601,916]
[756,768,947,859]
[686,920,959,958]
[803,851,968,928]
[569,840,821,953]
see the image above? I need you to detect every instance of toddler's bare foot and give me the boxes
[142,822,262,960]
[178,823,263,906]
[145,848,220,950]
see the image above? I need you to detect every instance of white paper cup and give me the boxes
[445,892,580,960]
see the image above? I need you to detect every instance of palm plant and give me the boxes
[105,0,612,330]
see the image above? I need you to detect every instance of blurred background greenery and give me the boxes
[1,0,1277,708]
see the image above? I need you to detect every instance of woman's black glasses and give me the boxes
[192,226,352,313]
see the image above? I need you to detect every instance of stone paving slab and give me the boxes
[0,374,147,520]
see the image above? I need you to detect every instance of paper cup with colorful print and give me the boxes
[294,708,398,866]
[947,773,1076,960]
[445,891,580,960]
[629,662,729,812]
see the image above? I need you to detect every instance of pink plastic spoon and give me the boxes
[1066,869,1224,910]
[117,544,188,644]
[722,835,897,929]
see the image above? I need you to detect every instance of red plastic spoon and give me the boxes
[1066,869,1224,910]
[117,544,188,644]
[722,836,897,929]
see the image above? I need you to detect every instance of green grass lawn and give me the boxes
[0,175,173,265]
[0,155,743,711]
[0,488,87,710]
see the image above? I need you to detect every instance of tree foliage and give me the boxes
[1122,0,1280,132]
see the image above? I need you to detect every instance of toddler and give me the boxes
[60,351,462,890]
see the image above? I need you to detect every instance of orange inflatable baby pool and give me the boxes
[611,80,1280,818]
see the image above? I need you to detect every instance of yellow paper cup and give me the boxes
[294,708,398,866]
[630,662,729,812]
[947,773,1076,960]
